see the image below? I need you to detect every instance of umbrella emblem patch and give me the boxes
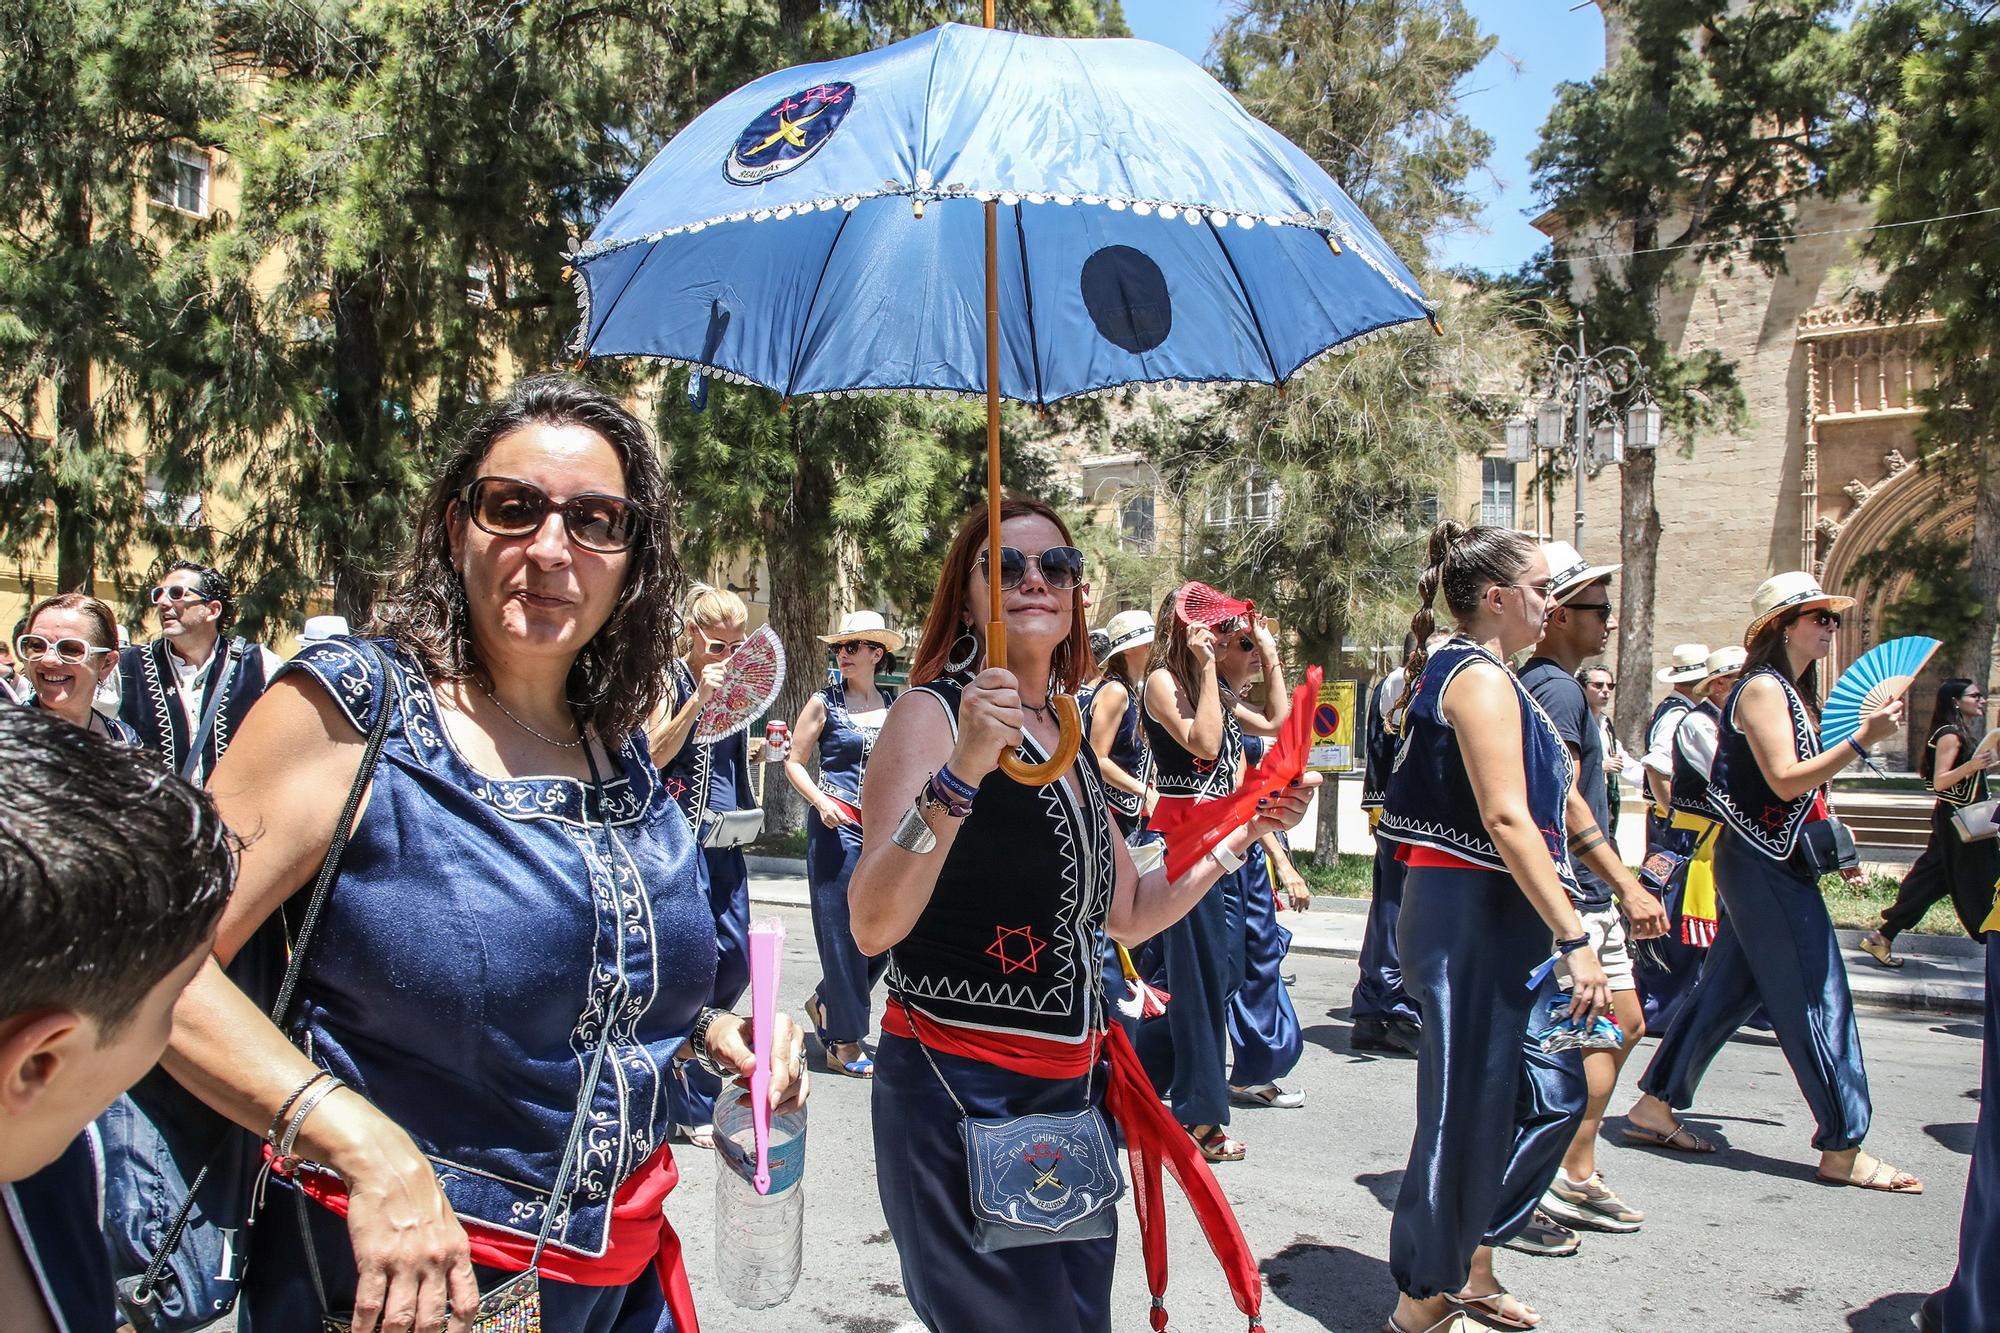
[1081,245,1172,354]
[725,82,857,185]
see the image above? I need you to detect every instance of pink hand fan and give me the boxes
[1175,580,1255,628]
[695,624,787,745]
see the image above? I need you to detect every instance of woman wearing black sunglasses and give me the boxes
[1629,571,1921,1195]
[142,375,806,1333]
[1132,584,1291,1163]
[13,594,137,744]
[1861,677,1998,966]
[849,499,1316,1332]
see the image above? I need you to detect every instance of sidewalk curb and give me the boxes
[743,868,1984,1018]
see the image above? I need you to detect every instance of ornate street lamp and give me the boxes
[1516,312,1661,548]
[1625,396,1663,452]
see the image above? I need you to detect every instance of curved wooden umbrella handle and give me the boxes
[999,693,1082,786]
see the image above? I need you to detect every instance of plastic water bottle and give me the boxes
[713,1093,806,1308]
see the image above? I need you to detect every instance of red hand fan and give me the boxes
[694,624,787,744]
[1175,580,1255,628]
[1148,666,1323,882]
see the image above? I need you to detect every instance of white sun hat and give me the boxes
[1744,572,1855,645]
[1701,645,1748,680]
[1657,643,1712,683]
[1101,608,1156,657]
[1540,540,1623,605]
[299,615,350,645]
[819,609,906,654]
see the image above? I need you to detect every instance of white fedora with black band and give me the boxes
[1657,643,1711,683]
[1101,608,1155,657]
[1540,540,1623,605]
[1700,645,1748,680]
[1743,572,1855,645]
[819,609,906,655]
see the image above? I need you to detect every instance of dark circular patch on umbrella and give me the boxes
[1081,246,1172,354]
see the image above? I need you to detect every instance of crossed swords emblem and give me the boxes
[745,96,834,158]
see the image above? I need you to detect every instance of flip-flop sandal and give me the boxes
[1817,1157,1923,1194]
[1384,1315,1469,1333]
[675,1122,716,1151]
[825,1044,874,1078]
[1620,1121,1717,1154]
[1448,1288,1539,1331]
[1190,1126,1247,1162]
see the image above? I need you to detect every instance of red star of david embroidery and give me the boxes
[985,924,1047,975]
[663,776,691,800]
[1759,803,1788,829]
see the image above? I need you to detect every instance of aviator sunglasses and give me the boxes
[16,634,115,666]
[458,476,641,553]
[978,545,1086,592]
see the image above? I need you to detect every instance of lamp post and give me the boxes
[1502,312,1661,549]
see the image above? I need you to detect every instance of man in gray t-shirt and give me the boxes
[1511,543,1669,1251]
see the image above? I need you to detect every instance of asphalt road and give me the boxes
[676,901,1980,1333]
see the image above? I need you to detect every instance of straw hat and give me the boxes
[819,609,906,654]
[300,615,350,645]
[1656,643,1711,683]
[1101,608,1156,657]
[1744,572,1854,645]
[1540,541,1623,605]
[1700,645,1748,680]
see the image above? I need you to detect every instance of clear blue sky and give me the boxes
[1122,0,1608,273]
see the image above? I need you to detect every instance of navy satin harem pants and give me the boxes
[872,1033,1115,1332]
[1639,828,1871,1151]
[1352,837,1420,1026]
[1227,841,1303,1086]
[1389,864,1586,1300]
[1135,874,1240,1128]
[809,816,888,1043]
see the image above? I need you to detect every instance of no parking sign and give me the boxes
[1306,677,1357,773]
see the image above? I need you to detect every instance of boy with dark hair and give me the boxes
[0,707,233,1332]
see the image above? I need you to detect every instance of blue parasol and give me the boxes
[570,19,1434,784]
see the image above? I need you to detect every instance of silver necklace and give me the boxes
[476,679,583,749]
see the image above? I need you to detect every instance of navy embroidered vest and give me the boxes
[117,636,271,779]
[1078,674,1150,829]
[1711,666,1822,860]
[1379,638,1578,895]
[1648,693,1692,747]
[1360,668,1405,811]
[1669,699,1722,820]
[887,675,1117,1045]
[815,679,894,808]
[3,1129,116,1333]
[658,659,754,831]
[1143,672,1243,802]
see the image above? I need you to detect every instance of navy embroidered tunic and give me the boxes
[277,637,713,1257]
[1142,673,1243,803]
[1669,699,1724,820]
[3,1129,116,1333]
[1711,666,1823,861]
[814,679,894,808]
[1379,638,1578,896]
[1078,675,1150,833]
[659,658,755,830]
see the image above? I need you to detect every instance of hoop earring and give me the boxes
[946,627,979,674]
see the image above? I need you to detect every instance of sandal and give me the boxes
[1859,930,1905,969]
[1619,1119,1717,1154]
[1448,1288,1538,1330]
[826,1042,874,1079]
[1384,1316,1469,1333]
[1229,1082,1306,1109]
[675,1122,716,1151]
[1190,1125,1246,1162]
[1817,1154,1923,1194]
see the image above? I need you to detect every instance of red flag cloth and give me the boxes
[1148,667,1323,882]
[885,1000,1264,1330]
[273,1141,700,1332]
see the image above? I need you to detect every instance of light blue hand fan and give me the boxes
[1821,635,1940,748]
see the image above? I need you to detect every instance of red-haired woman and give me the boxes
[849,499,1316,1333]
[1132,587,1290,1161]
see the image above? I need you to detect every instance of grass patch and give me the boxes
[747,828,808,860]
[1296,851,1962,936]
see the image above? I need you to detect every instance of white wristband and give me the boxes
[1208,843,1246,874]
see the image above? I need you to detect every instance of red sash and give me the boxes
[885,999,1266,1331]
[275,1142,699,1331]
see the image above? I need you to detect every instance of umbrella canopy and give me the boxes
[568,22,1433,400]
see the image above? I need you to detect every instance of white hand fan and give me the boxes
[1820,635,1939,748]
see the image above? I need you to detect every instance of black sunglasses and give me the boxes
[978,545,1085,592]
[458,476,641,554]
[1806,608,1842,628]
[832,640,879,654]
[1566,602,1613,617]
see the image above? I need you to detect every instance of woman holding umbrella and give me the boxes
[1135,587,1290,1161]
[849,498,1315,1333]
[786,610,903,1078]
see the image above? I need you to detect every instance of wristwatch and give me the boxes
[1208,842,1246,873]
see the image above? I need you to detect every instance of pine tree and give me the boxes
[1837,0,2000,683]
[1531,0,1847,744]
[0,0,245,594]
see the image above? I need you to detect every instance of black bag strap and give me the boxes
[134,640,400,1303]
